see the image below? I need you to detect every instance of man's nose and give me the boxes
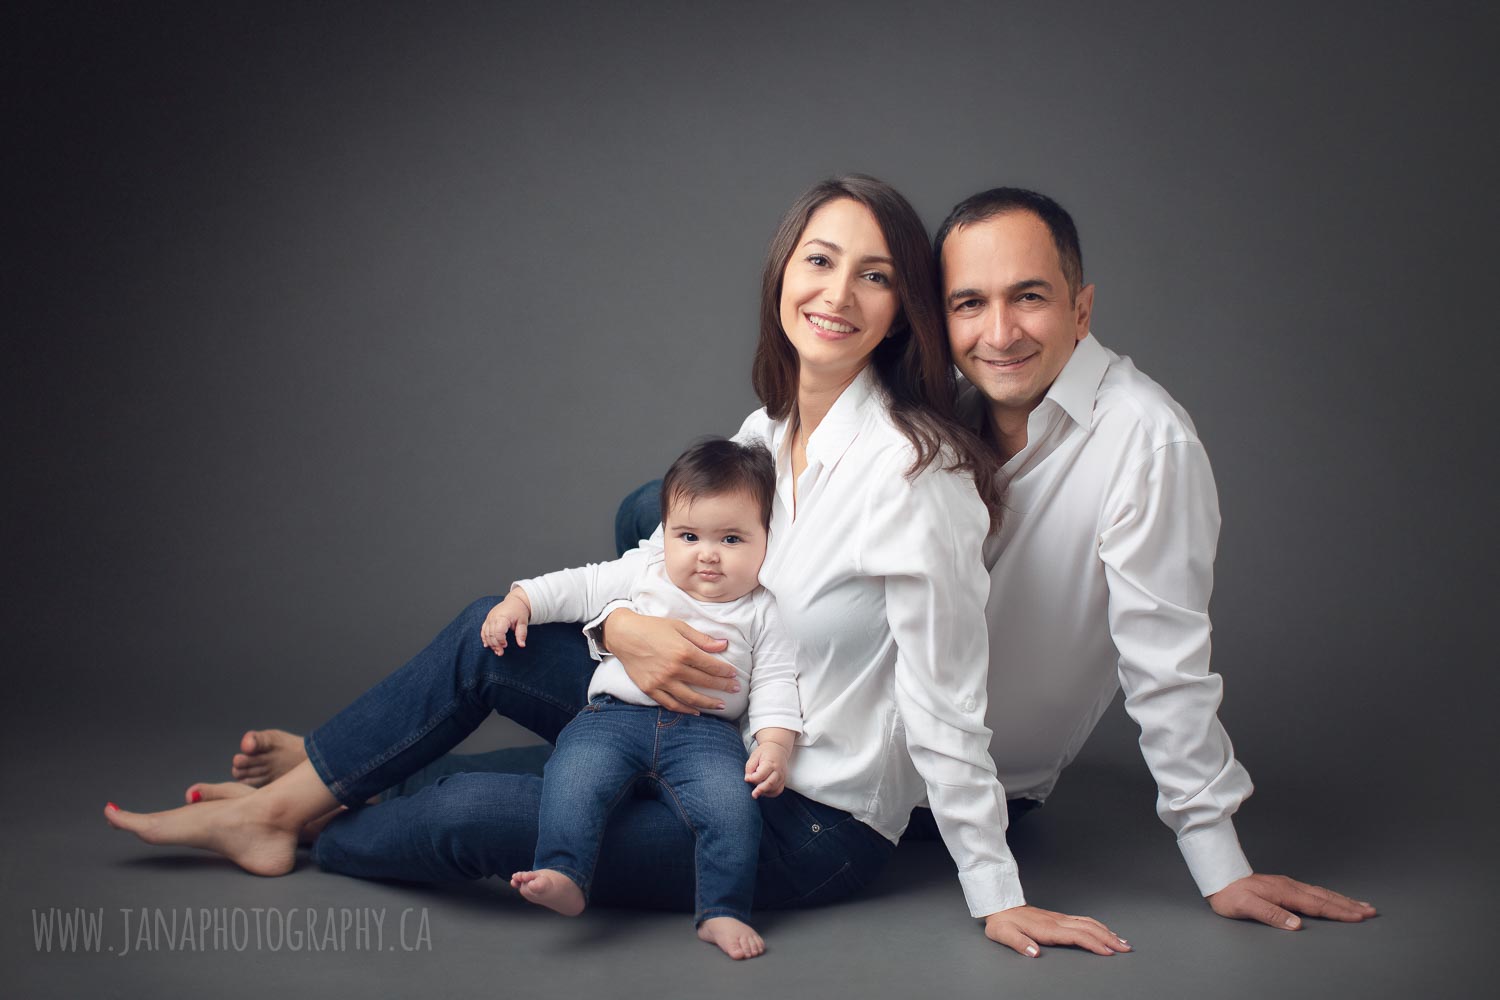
[982,306,1022,350]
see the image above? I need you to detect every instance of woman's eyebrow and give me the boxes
[802,238,893,266]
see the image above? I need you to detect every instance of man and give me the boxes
[935,187,1375,934]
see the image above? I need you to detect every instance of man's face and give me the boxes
[942,211,1094,426]
[662,490,768,604]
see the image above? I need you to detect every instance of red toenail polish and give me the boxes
[190,790,202,803]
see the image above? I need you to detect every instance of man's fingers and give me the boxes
[1278,880,1374,921]
[1251,898,1302,930]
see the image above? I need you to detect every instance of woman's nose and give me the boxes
[822,268,856,310]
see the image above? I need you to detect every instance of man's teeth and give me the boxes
[809,315,854,334]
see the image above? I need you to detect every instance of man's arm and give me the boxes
[1099,439,1375,927]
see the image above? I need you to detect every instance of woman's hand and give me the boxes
[601,607,738,714]
[983,905,1131,957]
[480,590,532,656]
[745,729,795,799]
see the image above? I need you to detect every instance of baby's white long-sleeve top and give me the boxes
[514,551,802,740]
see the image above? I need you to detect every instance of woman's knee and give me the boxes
[614,479,663,557]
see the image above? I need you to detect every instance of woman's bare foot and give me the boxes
[697,917,765,960]
[182,782,340,845]
[231,729,307,786]
[185,780,253,804]
[103,797,299,877]
[510,869,585,916]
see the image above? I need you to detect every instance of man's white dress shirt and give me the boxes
[970,333,1255,896]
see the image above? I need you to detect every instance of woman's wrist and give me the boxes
[598,606,640,655]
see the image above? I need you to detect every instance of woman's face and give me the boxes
[778,198,900,385]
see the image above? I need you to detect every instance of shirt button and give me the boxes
[962,696,977,713]
[810,823,821,833]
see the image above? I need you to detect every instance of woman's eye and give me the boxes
[806,254,830,267]
[863,271,891,286]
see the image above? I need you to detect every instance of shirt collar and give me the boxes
[1043,333,1110,428]
[781,364,880,471]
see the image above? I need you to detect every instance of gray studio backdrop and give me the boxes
[5,0,1497,992]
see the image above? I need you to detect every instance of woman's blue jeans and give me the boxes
[535,696,760,924]
[305,512,894,911]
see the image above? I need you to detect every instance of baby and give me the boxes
[481,438,799,960]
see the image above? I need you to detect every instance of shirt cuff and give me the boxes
[1177,817,1254,896]
[581,599,635,662]
[746,714,803,738]
[957,862,1026,918]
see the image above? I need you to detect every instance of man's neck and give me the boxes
[989,407,1032,464]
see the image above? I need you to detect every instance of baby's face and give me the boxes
[662,490,768,603]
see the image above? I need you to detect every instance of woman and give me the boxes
[105,176,1128,958]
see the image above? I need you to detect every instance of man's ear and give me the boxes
[1073,283,1096,341]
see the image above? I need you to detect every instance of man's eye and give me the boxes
[1018,292,1043,302]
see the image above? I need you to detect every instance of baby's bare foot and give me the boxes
[697,917,765,960]
[231,729,306,786]
[103,797,299,877]
[510,869,585,916]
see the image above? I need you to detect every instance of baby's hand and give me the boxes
[481,590,532,656]
[745,738,791,799]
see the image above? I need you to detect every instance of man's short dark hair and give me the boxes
[934,187,1085,300]
[660,438,776,532]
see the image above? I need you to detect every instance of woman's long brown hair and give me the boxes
[751,175,1004,531]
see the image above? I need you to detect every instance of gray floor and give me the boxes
[4,709,1492,1000]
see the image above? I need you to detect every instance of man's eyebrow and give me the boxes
[947,278,1054,306]
[803,238,894,267]
[947,287,983,305]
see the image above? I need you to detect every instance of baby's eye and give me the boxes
[723,535,743,545]
[680,532,698,542]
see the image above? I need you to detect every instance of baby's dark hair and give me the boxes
[659,438,776,532]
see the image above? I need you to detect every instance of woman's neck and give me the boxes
[794,363,866,443]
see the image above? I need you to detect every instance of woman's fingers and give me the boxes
[1045,919,1125,956]
[984,919,1040,957]
[984,906,1130,957]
